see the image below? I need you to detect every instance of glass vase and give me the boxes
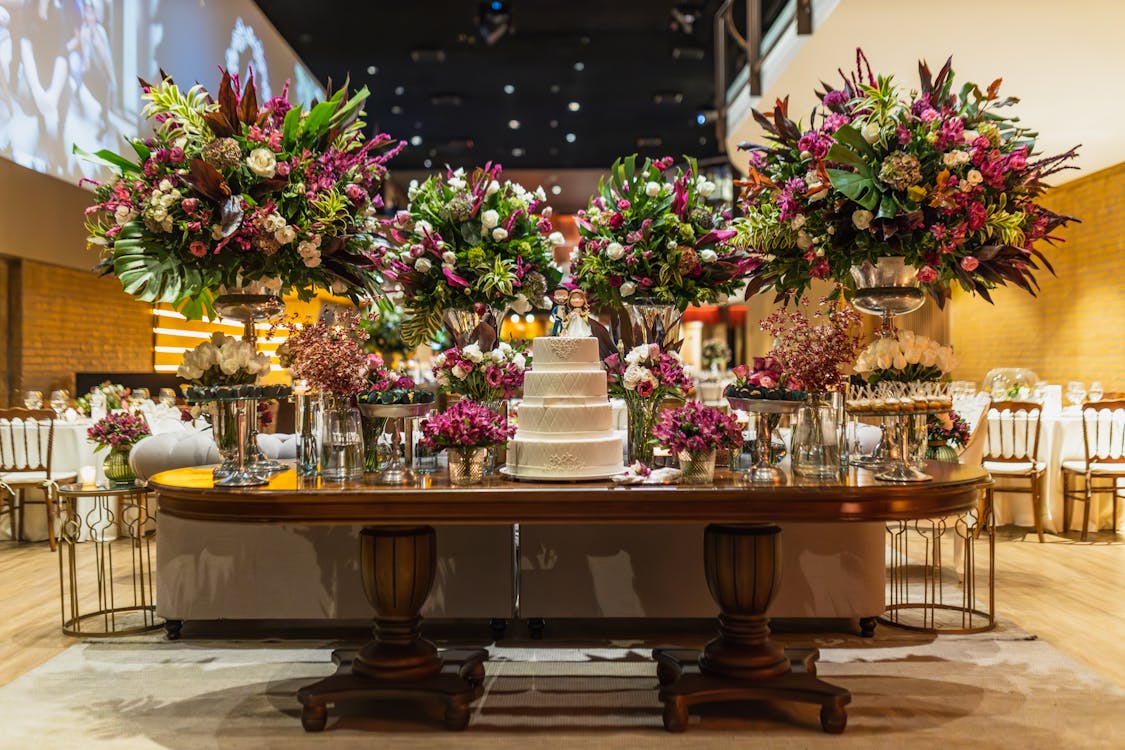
[443,306,504,348]
[360,411,389,473]
[625,394,663,465]
[103,449,135,484]
[320,395,363,481]
[791,392,846,479]
[622,298,682,350]
[208,400,241,479]
[294,391,320,477]
[926,441,960,463]
[448,446,488,486]
[678,449,717,484]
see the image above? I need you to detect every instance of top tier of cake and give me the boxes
[530,336,601,371]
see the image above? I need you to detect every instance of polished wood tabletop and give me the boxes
[149,462,990,525]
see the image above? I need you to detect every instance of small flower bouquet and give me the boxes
[725,357,805,400]
[759,297,862,393]
[374,164,564,347]
[853,331,958,384]
[419,400,516,450]
[605,343,693,401]
[654,402,743,455]
[276,309,370,396]
[573,155,753,309]
[928,410,971,449]
[735,50,1078,304]
[177,332,271,385]
[701,338,731,370]
[78,69,402,319]
[356,353,434,405]
[75,381,129,415]
[432,341,528,401]
[87,410,151,453]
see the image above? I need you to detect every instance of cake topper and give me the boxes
[549,288,570,336]
[564,289,592,338]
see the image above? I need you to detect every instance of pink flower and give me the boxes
[189,241,208,257]
[608,212,624,229]
[960,256,979,272]
[484,367,503,388]
[181,197,199,214]
[635,380,654,397]
[916,266,938,283]
[967,201,987,231]
[731,364,750,381]
[617,199,631,210]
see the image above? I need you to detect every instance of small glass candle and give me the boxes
[79,465,97,487]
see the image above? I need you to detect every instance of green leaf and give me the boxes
[826,168,880,210]
[832,124,878,160]
[825,143,870,172]
[282,105,302,149]
[72,145,140,173]
[876,194,897,220]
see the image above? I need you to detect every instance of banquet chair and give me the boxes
[0,408,76,551]
[980,400,1046,542]
[1061,399,1125,541]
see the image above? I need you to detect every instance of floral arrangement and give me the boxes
[605,343,693,401]
[928,410,971,448]
[373,164,564,347]
[654,402,743,455]
[432,341,528,401]
[725,357,806,400]
[75,382,129,415]
[356,353,434,405]
[276,309,370,395]
[572,155,754,309]
[735,51,1078,304]
[419,400,516,450]
[853,331,958,384]
[760,297,862,393]
[176,332,271,385]
[78,69,402,319]
[701,339,731,369]
[87,410,151,453]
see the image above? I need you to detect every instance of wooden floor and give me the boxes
[1,528,1123,689]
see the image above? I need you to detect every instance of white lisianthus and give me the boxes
[796,230,813,250]
[568,247,580,264]
[513,353,527,369]
[448,177,466,190]
[535,186,546,201]
[415,219,433,234]
[435,371,450,387]
[442,251,457,265]
[548,231,566,246]
[666,239,678,250]
[966,169,983,186]
[331,279,348,295]
[303,255,321,268]
[481,210,500,229]
[861,122,881,144]
[489,349,506,364]
[624,344,650,366]
[158,179,172,192]
[942,150,970,167]
[462,344,484,363]
[408,180,419,199]
[486,180,500,196]
[623,363,645,389]
[699,249,718,264]
[274,225,297,245]
[264,213,285,232]
[433,352,447,369]
[151,207,168,222]
[510,294,531,314]
[263,276,283,292]
[605,242,625,260]
[114,206,134,225]
[645,181,661,197]
[246,148,277,178]
[451,365,467,380]
[159,193,175,208]
[498,341,513,355]
[619,281,637,297]
[699,180,716,197]
[852,209,874,230]
[414,257,433,273]
[492,227,509,241]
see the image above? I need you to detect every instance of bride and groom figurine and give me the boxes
[550,287,593,338]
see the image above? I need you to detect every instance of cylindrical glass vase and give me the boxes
[209,400,241,479]
[294,392,320,476]
[625,394,662,465]
[678,449,717,484]
[448,446,488,486]
[320,396,363,481]
[791,392,846,478]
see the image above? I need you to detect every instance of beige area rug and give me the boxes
[1,624,1122,750]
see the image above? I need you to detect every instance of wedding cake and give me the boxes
[506,336,624,480]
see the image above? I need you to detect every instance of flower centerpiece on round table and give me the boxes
[653,402,742,484]
[87,411,151,484]
[373,164,563,348]
[734,51,1078,305]
[701,338,732,375]
[605,343,694,464]
[75,381,129,416]
[573,155,754,346]
[78,69,402,319]
[419,400,516,486]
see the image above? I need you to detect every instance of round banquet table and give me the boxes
[150,462,990,735]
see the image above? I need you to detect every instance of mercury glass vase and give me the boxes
[447,446,488,486]
[678,448,717,484]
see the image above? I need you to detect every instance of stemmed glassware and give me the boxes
[1087,381,1104,403]
[158,388,178,407]
[1065,381,1086,409]
[23,390,43,409]
[49,390,69,417]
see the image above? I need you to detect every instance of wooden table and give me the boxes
[149,463,989,734]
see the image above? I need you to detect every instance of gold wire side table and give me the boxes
[56,482,161,636]
[883,494,995,634]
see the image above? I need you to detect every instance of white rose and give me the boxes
[852,210,874,230]
[699,249,718,264]
[462,344,484,363]
[699,180,716,197]
[303,255,321,268]
[619,281,636,297]
[246,148,277,178]
[486,180,500,196]
[966,169,983,186]
[442,251,457,265]
[263,276,283,292]
[492,227,509,241]
[159,193,175,208]
[274,225,297,245]
[861,122,881,144]
[796,230,813,250]
[623,363,645,389]
[448,177,466,190]
[435,371,450,387]
[451,365,467,380]
[331,279,347,295]
[511,294,531,314]
[548,231,566,246]
[414,257,432,273]
[415,219,433,234]
[942,150,969,167]
[264,213,285,232]
[625,345,649,366]
[481,210,500,229]
[645,181,661,197]
[513,353,527,369]
[489,349,506,364]
[433,352,447,368]
[605,242,625,260]
[158,179,172,192]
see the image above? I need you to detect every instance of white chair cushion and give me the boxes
[0,470,78,485]
[258,433,297,460]
[129,431,219,481]
[982,460,1045,475]
[1061,459,1125,474]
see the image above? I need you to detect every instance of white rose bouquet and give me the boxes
[853,330,957,384]
[177,332,271,385]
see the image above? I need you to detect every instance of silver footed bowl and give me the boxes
[356,402,434,419]
[849,257,926,317]
[726,396,803,414]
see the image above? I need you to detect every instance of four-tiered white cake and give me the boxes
[505,336,624,480]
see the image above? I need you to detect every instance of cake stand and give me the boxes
[726,397,802,485]
[357,402,433,485]
[847,408,936,483]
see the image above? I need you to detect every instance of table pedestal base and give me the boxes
[297,648,487,732]
[653,647,849,733]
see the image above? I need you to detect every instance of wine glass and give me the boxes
[158,388,178,407]
[23,390,43,409]
[49,389,69,417]
[1065,381,1086,409]
[1087,381,1104,403]
[133,387,151,403]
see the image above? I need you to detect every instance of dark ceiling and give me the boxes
[252,1,724,172]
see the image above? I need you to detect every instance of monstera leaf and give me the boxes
[109,222,217,316]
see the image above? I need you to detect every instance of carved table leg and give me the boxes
[297,525,488,731]
[653,524,851,733]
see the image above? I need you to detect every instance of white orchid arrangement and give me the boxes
[177,332,271,385]
[853,330,957,384]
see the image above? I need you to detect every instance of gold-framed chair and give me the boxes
[0,408,75,550]
[1061,399,1125,541]
[979,400,1046,542]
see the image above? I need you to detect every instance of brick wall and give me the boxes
[11,261,152,401]
[950,161,1125,390]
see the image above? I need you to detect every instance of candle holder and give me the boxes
[356,402,433,485]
